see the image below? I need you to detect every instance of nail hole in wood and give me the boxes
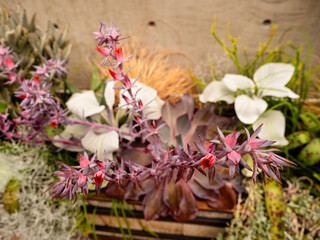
[263,19,272,25]
[148,21,156,27]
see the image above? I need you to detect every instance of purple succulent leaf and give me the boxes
[193,142,209,156]
[163,178,198,222]
[188,177,220,202]
[206,185,237,210]
[208,166,216,183]
[229,164,236,179]
[161,95,195,143]
[175,167,185,183]
[192,169,224,191]
[176,114,191,138]
[239,157,252,171]
[183,106,214,147]
[142,179,167,220]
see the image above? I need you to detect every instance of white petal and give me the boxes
[120,81,163,119]
[104,81,115,109]
[253,63,294,89]
[53,124,87,152]
[234,95,268,124]
[222,74,255,92]
[252,110,289,146]
[66,91,105,118]
[260,86,299,99]
[81,129,119,160]
[145,96,164,120]
[199,81,235,104]
[120,81,157,105]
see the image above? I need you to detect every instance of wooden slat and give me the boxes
[86,199,234,219]
[87,194,236,212]
[88,214,225,239]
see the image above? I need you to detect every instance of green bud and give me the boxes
[3,179,20,214]
[287,131,311,149]
[298,138,320,166]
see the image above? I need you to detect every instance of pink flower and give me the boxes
[94,171,105,186]
[225,131,238,148]
[77,173,87,187]
[96,161,107,170]
[4,57,15,70]
[227,151,241,165]
[248,138,268,150]
[115,47,124,63]
[199,153,216,170]
[96,46,111,57]
[0,46,5,56]
[79,153,91,169]
[244,124,272,150]
[110,28,119,40]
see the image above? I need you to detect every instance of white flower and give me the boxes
[66,90,105,119]
[119,81,164,120]
[199,62,299,145]
[53,124,87,152]
[81,128,119,160]
[61,88,119,159]
[60,80,163,158]
[252,110,289,146]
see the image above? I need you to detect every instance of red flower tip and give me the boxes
[94,171,105,186]
[138,99,144,110]
[123,76,132,88]
[108,69,121,80]
[79,153,91,169]
[199,153,216,170]
[115,47,124,63]
[96,46,111,57]
[34,76,40,85]
[17,95,26,99]
[50,119,58,128]
[5,57,15,70]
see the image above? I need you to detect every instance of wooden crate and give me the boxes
[86,194,234,240]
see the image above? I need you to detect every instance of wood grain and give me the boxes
[1,0,319,88]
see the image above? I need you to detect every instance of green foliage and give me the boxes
[207,16,320,190]
[0,6,71,78]
[73,197,97,239]
[218,178,320,240]
[109,199,159,240]
[0,5,76,109]
[217,181,271,240]
[90,63,103,91]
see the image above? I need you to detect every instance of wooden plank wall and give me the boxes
[1,0,319,88]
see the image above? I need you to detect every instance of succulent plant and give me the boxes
[0,6,71,79]
[105,95,240,221]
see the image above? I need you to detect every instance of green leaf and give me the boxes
[0,101,7,113]
[90,63,102,91]
[65,81,80,94]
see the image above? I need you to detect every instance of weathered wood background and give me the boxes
[1,0,319,88]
